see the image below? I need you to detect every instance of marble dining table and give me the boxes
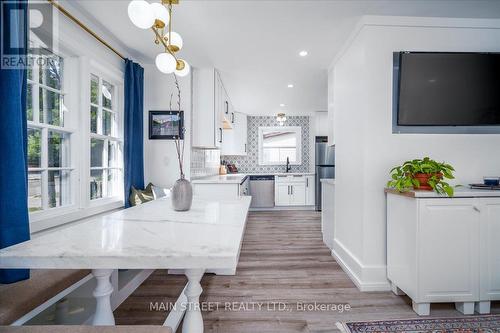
[0,195,252,333]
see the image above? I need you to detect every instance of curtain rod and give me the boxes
[47,0,126,60]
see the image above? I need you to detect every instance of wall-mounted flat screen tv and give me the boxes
[393,52,500,133]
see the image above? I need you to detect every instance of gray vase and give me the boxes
[171,176,193,211]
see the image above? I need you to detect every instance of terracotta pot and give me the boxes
[413,173,443,191]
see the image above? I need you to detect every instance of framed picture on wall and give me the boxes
[148,110,184,140]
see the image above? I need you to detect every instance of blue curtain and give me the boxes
[124,59,145,208]
[0,0,30,283]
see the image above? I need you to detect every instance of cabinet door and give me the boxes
[321,183,334,249]
[276,184,290,206]
[192,68,216,148]
[221,112,247,156]
[215,73,223,148]
[479,198,500,301]
[305,175,315,206]
[418,199,480,302]
[327,68,335,146]
[290,184,306,206]
[237,112,248,155]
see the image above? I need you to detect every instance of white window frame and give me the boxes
[28,45,125,233]
[258,126,302,166]
[88,61,124,206]
[27,44,77,216]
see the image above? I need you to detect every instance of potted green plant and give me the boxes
[387,157,456,197]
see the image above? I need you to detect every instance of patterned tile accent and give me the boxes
[190,148,220,179]
[222,116,311,173]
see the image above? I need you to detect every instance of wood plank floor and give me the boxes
[114,210,499,333]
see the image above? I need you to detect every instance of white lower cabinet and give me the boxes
[321,180,334,249]
[479,198,500,313]
[275,175,311,206]
[387,193,500,316]
[305,175,315,206]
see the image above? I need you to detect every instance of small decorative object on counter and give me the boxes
[483,176,500,186]
[387,157,456,197]
[170,74,192,211]
[219,160,228,175]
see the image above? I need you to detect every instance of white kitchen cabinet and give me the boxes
[478,198,500,313]
[275,175,307,206]
[290,183,306,205]
[321,179,335,249]
[192,68,233,148]
[386,190,500,316]
[313,111,328,137]
[305,175,315,206]
[221,112,248,156]
[327,68,335,146]
[276,184,291,206]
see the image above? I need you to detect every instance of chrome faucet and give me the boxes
[286,157,291,173]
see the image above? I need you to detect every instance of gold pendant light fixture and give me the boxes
[128,0,190,76]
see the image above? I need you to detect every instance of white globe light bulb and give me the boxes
[150,2,169,26]
[155,53,177,74]
[167,31,183,50]
[175,59,190,77]
[128,0,155,29]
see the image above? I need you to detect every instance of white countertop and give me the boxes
[0,196,251,270]
[320,179,336,185]
[192,172,315,184]
[385,186,500,198]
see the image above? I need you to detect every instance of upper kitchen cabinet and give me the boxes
[193,68,234,148]
[313,111,328,137]
[327,68,335,146]
[221,111,248,156]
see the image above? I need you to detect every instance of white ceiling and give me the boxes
[70,0,500,116]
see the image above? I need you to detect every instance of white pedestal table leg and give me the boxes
[182,269,205,333]
[92,269,115,325]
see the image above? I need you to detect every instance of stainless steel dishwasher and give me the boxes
[249,175,275,208]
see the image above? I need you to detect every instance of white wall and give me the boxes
[330,16,500,291]
[143,66,192,188]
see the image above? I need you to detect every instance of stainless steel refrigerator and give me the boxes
[315,137,335,211]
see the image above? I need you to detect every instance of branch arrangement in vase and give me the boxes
[170,74,185,178]
[387,157,456,197]
[169,74,192,211]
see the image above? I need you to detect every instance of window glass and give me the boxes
[27,128,41,168]
[91,138,104,167]
[48,131,69,168]
[28,172,42,212]
[90,169,103,200]
[102,80,113,109]
[27,84,33,121]
[90,106,98,133]
[48,170,70,208]
[39,87,64,126]
[39,51,63,90]
[103,110,113,136]
[91,75,99,104]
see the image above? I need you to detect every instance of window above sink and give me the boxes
[258,126,302,166]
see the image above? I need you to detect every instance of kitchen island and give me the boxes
[0,196,251,332]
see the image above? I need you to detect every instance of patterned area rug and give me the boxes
[337,315,500,333]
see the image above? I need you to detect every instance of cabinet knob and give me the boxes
[473,206,481,213]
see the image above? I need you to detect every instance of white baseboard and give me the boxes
[332,239,391,292]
